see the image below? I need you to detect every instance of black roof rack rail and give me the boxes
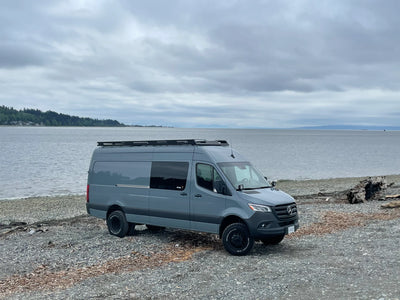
[97,139,229,147]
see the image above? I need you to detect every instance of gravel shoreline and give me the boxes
[1,175,400,299]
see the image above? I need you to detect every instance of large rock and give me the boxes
[347,176,387,204]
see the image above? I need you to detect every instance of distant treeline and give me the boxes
[0,106,125,127]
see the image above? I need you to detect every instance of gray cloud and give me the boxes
[0,43,47,68]
[0,0,399,128]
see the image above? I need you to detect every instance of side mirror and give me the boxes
[271,181,277,187]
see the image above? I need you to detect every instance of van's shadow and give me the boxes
[129,226,306,257]
[131,226,223,251]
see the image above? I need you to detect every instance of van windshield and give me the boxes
[218,162,271,190]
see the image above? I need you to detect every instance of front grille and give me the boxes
[274,203,298,221]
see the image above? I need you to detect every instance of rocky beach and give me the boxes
[1,175,400,299]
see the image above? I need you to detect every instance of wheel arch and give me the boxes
[219,215,247,237]
[106,204,125,219]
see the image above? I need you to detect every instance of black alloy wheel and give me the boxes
[222,223,254,256]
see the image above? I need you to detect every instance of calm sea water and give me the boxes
[1,127,399,200]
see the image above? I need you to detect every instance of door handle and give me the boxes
[180,192,187,196]
[194,194,202,198]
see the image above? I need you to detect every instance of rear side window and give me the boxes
[92,161,150,187]
[150,162,189,191]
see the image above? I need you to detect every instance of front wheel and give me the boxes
[261,234,285,245]
[222,223,254,256]
[107,210,129,238]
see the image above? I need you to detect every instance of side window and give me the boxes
[92,162,151,187]
[213,169,225,194]
[196,164,213,191]
[150,162,189,191]
[196,163,228,195]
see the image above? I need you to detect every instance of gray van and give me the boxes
[86,139,298,255]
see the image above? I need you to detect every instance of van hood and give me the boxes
[238,188,295,206]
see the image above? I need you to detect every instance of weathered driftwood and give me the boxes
[347,176,387,204]
[381,200,400,209]
[385,194,400,199]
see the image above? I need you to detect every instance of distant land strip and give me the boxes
[0,106,162,127]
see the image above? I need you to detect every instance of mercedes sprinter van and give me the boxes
[86,139,299,255]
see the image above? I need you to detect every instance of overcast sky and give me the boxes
[1,0,399,128]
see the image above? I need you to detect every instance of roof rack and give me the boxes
[97,139,229,147]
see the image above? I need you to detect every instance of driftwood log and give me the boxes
[385,194,400,199]
[381,200,400,209]
[347,176,387,204]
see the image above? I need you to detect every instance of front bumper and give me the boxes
[245,210,299,239]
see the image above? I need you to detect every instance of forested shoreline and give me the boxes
[0,106,125,127]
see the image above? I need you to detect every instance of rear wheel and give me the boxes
[107,210,129,238]
[222,223,254,256]
[261,234,285,245]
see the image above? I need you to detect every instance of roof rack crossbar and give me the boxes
[97,139,229,147]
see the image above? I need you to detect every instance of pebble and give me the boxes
[1,181,400,299]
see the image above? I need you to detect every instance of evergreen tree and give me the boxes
[0,106,126,127]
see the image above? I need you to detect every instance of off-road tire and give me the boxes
[222,222,254,256]
[107,210,129,238]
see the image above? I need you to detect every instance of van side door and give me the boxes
[190,163,231,233]
[148,161,191,229]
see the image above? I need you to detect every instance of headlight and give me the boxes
[248,203,272,212]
